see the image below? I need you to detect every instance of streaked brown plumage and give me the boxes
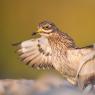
[14,20,95,88]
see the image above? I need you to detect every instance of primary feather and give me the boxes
[16,37,53,69]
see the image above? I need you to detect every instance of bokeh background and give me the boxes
[0,0,95,79]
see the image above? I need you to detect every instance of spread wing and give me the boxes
[14,37,54,69]
[67,44,95,88]
[67,44,95,74]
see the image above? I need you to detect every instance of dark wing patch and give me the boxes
[76,44,95,49]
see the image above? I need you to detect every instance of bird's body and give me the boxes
[14,20,95,88]
[47,31,77,77]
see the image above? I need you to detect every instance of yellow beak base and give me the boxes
[37,28,43,33]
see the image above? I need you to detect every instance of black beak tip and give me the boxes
[32,32,37,36]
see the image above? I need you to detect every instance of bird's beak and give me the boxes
[37,28,43,33]
[32,31,37,36]
[32,28,44,36]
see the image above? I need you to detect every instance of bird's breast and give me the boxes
[48,35,77,77]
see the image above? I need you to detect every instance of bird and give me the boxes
[13,20,95,89]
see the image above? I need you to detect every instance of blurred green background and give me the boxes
[0,0,95,79]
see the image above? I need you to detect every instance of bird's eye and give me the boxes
[43,24,51,30]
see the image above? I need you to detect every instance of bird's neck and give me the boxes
[48,31,76,51]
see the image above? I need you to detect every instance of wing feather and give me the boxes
[15,37,53,69]
[67,44,95,70]
[67,44,95,88]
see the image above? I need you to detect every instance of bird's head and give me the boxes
[37,20,59,36]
